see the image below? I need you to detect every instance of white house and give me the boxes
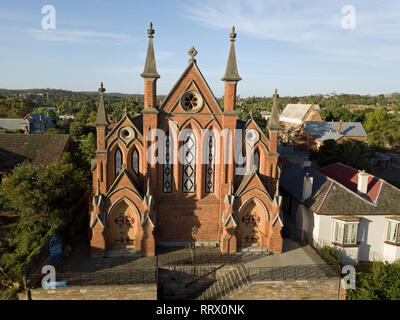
[280,162,400,265]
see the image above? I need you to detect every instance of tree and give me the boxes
[347,261,400,300]
[69,121,86,140]
[0,153,89,285]
[79,132,97,166]
[310,140,374,171]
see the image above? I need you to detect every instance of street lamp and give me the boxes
[192,226,198,275]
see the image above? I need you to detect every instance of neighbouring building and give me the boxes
[0,134,76,182]
[280,162,400,264]
[0,113,55,134]
[276,104,322,144]
[89,24,284,256]
[295,120,367,151]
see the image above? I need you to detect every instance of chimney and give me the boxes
[357,170,369,196]
[302,173,314,200]
[337,120,342,134]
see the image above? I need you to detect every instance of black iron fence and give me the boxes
[247,264,341,282]
[158,252,268,266]
[30,269,157,288]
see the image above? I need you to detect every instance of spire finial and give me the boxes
[147,22,155,38]
[273,88,279,100]
[99,82,106,94]
[230,26,236,41]
[188,46,198,63]
[123,106,128,116]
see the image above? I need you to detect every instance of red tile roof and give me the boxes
[318,163,382,202]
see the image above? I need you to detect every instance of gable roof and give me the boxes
[158,60,223,114]
[234,169,271,199]
[0,134,74,171]
[280,163,400,215]
[280,104,319,123]
[304,121,367,141]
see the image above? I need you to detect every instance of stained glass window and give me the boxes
[163,133,172,193]
[205,135,215,193]
[115,148,122,176]
[182,131,196,193]
[132,148,139,175]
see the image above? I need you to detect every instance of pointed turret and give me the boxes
[141,22,160,79]
[222,26,242,82]
[268,89,281,131]
[95,82,109,127]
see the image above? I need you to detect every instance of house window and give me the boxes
[205,135,215,193]
[333,220,358,245]
[163,132,172,193]
[132,148,139,175]
[115,148,122,176]
[182,131,196,193]
[386,220,400,245]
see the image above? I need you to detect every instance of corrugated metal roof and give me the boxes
[280,104,319,122]
[304,121,367,141]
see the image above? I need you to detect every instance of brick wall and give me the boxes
[228,279,346,300]
[18,284,157,300]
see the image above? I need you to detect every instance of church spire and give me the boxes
[268,89,281,131]
[95,82,109,127]
[141,22,160,79]
[222,26,242,82]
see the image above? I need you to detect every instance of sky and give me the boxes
[0,0,399,97]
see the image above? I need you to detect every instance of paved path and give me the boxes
[244,239,326,268]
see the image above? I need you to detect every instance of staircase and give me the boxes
[197,264,250,300]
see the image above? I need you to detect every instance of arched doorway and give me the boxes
[238,199,266,248]
[108,200,138,249]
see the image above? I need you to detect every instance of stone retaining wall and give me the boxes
[228,279,346,300]
[17,284,157,300]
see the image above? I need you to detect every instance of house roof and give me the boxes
[280,104,319,123]
[0,119,23,131]
[304,121,367,141]
[280,162,400,215]
[318,163,382,202]
[0,134,74,171]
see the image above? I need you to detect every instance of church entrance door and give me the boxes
[238,200,262,248]
[110,202,137,249]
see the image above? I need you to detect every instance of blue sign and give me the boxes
[49,234,62,263]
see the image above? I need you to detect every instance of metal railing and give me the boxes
[30,269,157,288]
[158,251,268,266]
[247,264,341,282]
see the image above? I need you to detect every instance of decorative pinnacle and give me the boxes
[123,106,128,116]
[188,46,198,62]
[99,82,106,94]
[147,22,155,38]
[273,88,279,100]
[230,26,236,41]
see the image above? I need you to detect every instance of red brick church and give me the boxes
[89,23,283,256]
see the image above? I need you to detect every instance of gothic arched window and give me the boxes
[205,135,215,193]
[132,148,139,175]
[115,148,122,176]
[254,150,260,173]
[163,132,172,193]
[182,131,196,193]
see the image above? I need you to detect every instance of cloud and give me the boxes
[25,29,133,43]
[182,0,400,65]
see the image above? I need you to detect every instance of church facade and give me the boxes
[89,24,284,256]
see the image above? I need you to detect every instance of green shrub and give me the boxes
[318,245,341,265]
[347,261,400,300]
